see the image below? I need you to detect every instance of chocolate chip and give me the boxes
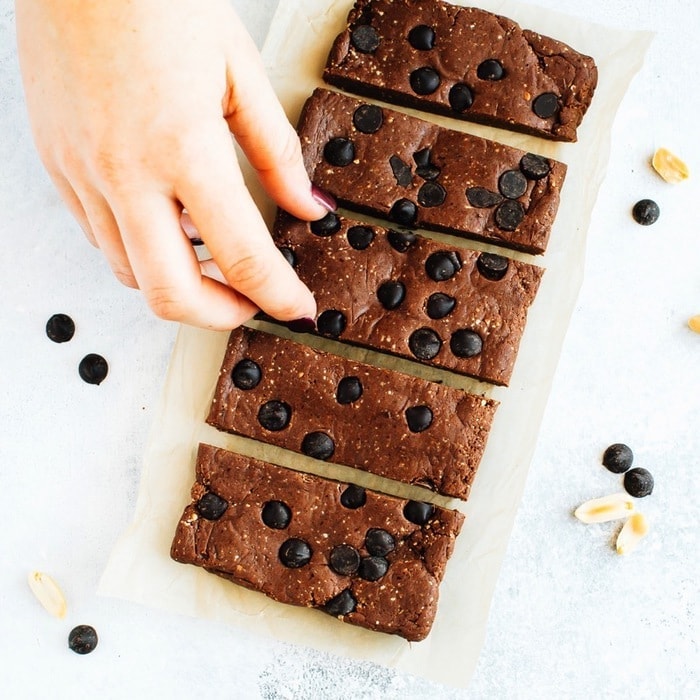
[425,251,461,281]
[403,500,435,525]
[632,199,660,226]
[418,181,447,207]
[279,538,312,568]
[377,280,406,310]
[68,625,98,655]
[336,376,363,404]
[353,104,383,134]
[347,225,375,250]
[329,544,361,575]
[278,246,296,267]
[79,353,108,385]
[520,153,551,180]
[351,24,380,53]
[261,500,292,529]
[405,405,433,433]
[387,228,416,253]
[449,83,474,112]
[231,358,262,390]
[257,400,292,431]
[602,443,634,474]
[477,59,505,80]
[389,155,413,187]
[365,528,396,557]
[466,187,503,208]
[494,200,525,231]
[301,431,335,461]
[623,467,654,498]
[408,24,436,50]
[46,313,75,343]
[409,67,441,95]
[413,148,440,180]
[340,484,366,509]
[358,555,389,581]
[389,199,418,227]
[450,329,483,358]
[317,309,347,338]
[413,148,431,167]
[532,92,560,118]
[323,589,357,617]
[498,169,528,199]
[196,492,229,520]
[426,292,456,319]
[408,327,442,360]
[477,252,509,281]
[323,137,355,167]
[310,212,341,236]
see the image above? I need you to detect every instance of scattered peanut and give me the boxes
[27,570,67,619]
[616,512,649,555]
[651,147,689,184]
[574,493,635,524]
[688,315,700,334]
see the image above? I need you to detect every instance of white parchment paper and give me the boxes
[99,0,651,687]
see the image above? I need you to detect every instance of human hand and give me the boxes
[16,0,333,329]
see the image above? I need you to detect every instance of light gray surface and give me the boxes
[1,0,698,698]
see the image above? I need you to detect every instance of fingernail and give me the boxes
[311,185,337,213]
[287,317,317,334]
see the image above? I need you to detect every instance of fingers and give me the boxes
[45,170,98,247]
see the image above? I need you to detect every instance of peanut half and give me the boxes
[574,493,635,524]
[27,571,67,619]
[652,147,689,184]
[616,513,650,555]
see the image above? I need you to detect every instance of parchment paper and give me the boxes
[99,0,652,688]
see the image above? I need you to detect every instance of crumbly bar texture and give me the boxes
[171,443,465,642]
[207,326,497,500]
[273,211,543,387]
[298,89,567,255]
[323,0,598,142]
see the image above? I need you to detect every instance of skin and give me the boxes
[15,0,332,329]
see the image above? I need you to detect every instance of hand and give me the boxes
[16,0,332,329]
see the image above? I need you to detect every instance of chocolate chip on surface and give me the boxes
[602,443,634,474]
[426,292,456,319]
[408,327,442,360]
[347,225,375,250]
[377,280,406,310]
[532,92,560,118]
[336,376,363,404]
[405,405,434,433]
[329,544,361,575]
[632,199,660,226]
[365,528,396,557]
[323,137,355,166]
[407,24,436,50]
[477,59,505,80]
[425,251,461,281]
[498,169,528,199]
[310,212,341,236]
[624,467,654,498]
[340,484,367,509]
[279,538,313,568]
[494,199,525,230]
[417,181,447,207]
[351,24,381,53]
[403,500,435,525]
[387,228,416,252]
[449,83,474,112]
[520,153,551,180]
[257,400,292,431]
[353,104,383,133]
[476,252,509,281]
[389,155,414,187]
[231,358,262,390]
[68,625,98,655]
[317,309,347,338]
[78,354,108,385]
[301,431,335,460]
[45,313,75,343]
[389,198,418,226]
[358,555,389,581]
[323,589,357,617]
[450,329,483,358]
[261,500,292,529]
[466,187,503,208]
[278,246,296,267]
[195,492,229,520]
[409,66,441,95]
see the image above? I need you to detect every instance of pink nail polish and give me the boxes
[311,185,337,213]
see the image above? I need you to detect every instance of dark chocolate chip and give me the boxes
[46,313,75,343]
[409,67,441,95]
[377,280,406,310]
[329,544,361,576]
[632,199,660,226]
[257,400,292,431]
[196,492,229,520]
[358,555,389,581]
[520,153,551,180]
[323,137,355,167]
[408,327,442,360]
[340,484,367,509]
[68,625,98,655]
[449,83,474,112]
[310,212,341,236]
[494,200,525,231]
[405,405,433,433]
[301,431,335,461]
[351,24,380,53]
[532,92,560,118]
[279,538,312,568]
[347,225,375,250]
[278,246,296,267]
[353,104,383,134]
[477,252,509,281]
[336,376,363,404]
[261,500,292,529]
[417,181,447,207]
[387,228,416,253]
[466,187,503,208]
[425,251,461,281]
[389,155,413,187]
[426,292,456,319]
[317,309,347,338]
[408,24,436,50]
[403,500,435,525]
[477,59,505,80]
[323,589,357,617]
[416,163,441,181]
[623,467,654,498]
[389,199,418,227]
[365,528,396,557]
[602,443,634,474]
[450,329,483,358]
[413,148,431,167]
[231,358,262,390]
[498,169,528,199]
[79,353,108,385]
